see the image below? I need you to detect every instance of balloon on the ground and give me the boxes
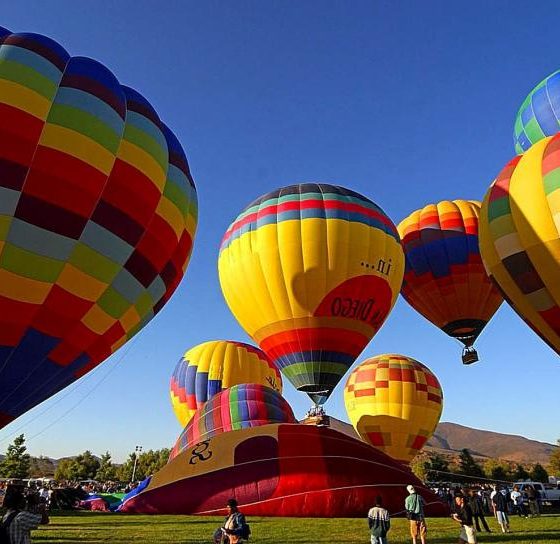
[170,340,282,427]
[0,28,198,428]
[514,70,560,154]
[480,134,560,356]
[344,354,443,463]
[218,183,404,405]
[398,200,502,363]
[169,384,295,461]
[119,423,448,517]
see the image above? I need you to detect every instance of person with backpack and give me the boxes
[213,498,250,543]
[367,495,391,544]
[404,485,427,544]
[1,489,49,544]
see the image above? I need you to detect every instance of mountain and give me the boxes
[427,422,556,465]
[314,418,556,465]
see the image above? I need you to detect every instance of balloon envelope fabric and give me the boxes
[514,70,560,154]
[398,200,502,351]
[344,354,443,464]
[218,183,404,405]
[170,340,282,428]
[169,384,296,461]
[0,28,198,428]
[480,134,560,357]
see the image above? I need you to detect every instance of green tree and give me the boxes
[457,448,484,478]
[512,464,530,481]
[530,463,549,483]
[53,451,100,481]
[411,454,429,482]
[0,434,31,478]
[548,440,560,477]
[116,448,171,482]
[54,458,77,481]
[483,458,511,481]
[95,452,118,481]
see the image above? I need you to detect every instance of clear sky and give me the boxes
[1,1,558,462]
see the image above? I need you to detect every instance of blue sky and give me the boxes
[1,1,558,462]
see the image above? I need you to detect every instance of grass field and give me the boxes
[32,512,560,543]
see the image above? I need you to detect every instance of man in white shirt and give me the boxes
[510,486,527,517]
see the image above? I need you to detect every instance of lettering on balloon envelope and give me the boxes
[314,275,392,332]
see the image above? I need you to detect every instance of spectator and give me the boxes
[468,489,491,533]
[213,498,248,544]
[1,489,49,544]
[510,485,527,517]
[405,485,427,544]
[367,495,391,544]
[525,485,540,517]
[452,494,477,544]
[491,486,510,533]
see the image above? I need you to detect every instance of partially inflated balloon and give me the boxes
[480,134,560,356]
[0,28,198,428]
[170,340,282,427]
[398,201,502,363]
[169,384,296,461]
[218,184,404,405]
[514,70,560,154]
[344,354,443,463]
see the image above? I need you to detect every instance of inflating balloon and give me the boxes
[169,384,296,461]
[169,340,282,427]
[398,201,502,364]
[0,28,198,428]
[344,354,443,464]
[480,134,560,356]
[514,70,560,154]
[218,183,404,406]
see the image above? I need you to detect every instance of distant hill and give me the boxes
[314,418,556,465]
[427,422,556,465]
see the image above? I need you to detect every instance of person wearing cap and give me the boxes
[213,498,248,543]
[404,485,427,544]
[452,493,477,544]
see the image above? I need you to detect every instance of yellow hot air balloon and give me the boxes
[170,340,282,427]
[218,183,404,405]
[480,134,560,355]
[344,354,443,463]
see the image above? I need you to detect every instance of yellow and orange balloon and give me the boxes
[344,354,443,463]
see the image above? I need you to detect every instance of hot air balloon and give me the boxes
[398,201,502,364]
[344,354,443,464]
[169,384,296,461]
[218,183,404,406]
[514,70,560,154]
[480,134,560,356]
[169,340,282,427]
[0,28,198,428]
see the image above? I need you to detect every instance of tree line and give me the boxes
[0,434,169,482]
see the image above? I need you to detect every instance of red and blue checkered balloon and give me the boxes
[0,28,198,428]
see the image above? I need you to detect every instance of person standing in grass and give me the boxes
[405,485,427,544]
[452,493,477,544]
[491,485,510,533]
[510,485,527,518]
[367,495,391,544]
[467,489,491,533]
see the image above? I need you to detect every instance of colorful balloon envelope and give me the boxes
[170,340,282,427]
[514,70,560,154]
[398,200,502,364]
[344,354,443,464]
[480,134,560,356]
[218,183,404,405]
[0,28,198,428]
[169,384,296,461]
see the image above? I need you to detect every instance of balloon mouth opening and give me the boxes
[297,385,331,405]
[462,347,479,365]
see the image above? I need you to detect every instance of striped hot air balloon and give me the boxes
[398,201,502,364]
[514,70,560,154]
[344,354,443,464]
[169,340,282,427]
[480,134,560,357]
[218,183,404,406]
[169,384,296,461]
[0,28,198,428]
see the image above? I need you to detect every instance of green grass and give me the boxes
[32,512,560,543]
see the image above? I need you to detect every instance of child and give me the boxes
[368,496,391,544]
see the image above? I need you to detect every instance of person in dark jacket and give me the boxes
[491,486,509,533]
[213,499,248,543]
[367,495,391,544]
[467,489,491,532]
[452,494,477,543]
